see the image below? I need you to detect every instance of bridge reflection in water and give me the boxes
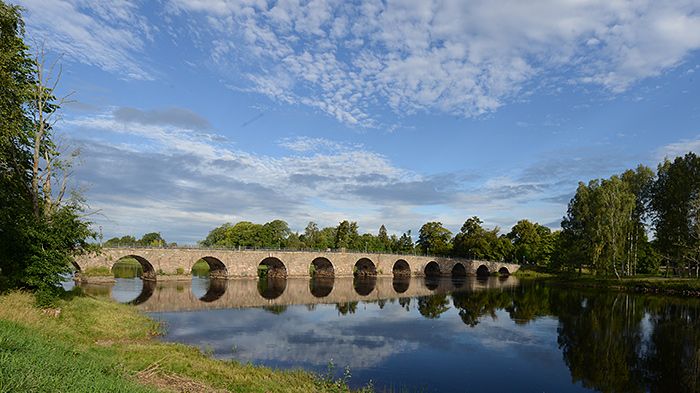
[78,275,520,312]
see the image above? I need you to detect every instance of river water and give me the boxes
[76,275,700,392]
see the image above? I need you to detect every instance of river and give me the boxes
[75,275,700,392]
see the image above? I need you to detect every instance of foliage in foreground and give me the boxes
[0,1,94,296]
[0,292,370,393]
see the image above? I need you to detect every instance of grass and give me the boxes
[191,259,210,277]
[81,257,144,278]
[512,265,556,278]
[81,266,112,277]
[0,291,371,393]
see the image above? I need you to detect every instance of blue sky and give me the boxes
[15,0,700,243]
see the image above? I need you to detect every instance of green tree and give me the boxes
[417,222,452,255]
[200,223,231,247]
[378,225,390,252]
[139,232,166,247]
[393,230,414,253]
[560,175,639,276]
[104,235,137,247]
[651,153,700,276]
[0,3,94,294]
[452,216,505,260]
[262,219,290,248]
[507,219,555,266]
[301,221,319,248]
[334,220,359,249]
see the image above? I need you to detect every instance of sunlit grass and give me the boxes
[0,292,371,392]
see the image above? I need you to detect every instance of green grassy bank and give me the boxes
[514,266,700,297]
[0,291,371,393]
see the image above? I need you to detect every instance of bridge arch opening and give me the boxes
[354,258,376,277]
[259,257,287,279]
[498,267,510,276]
[310,257,334,278]
[354,275,376,296]
[310,276,334,298]
[393,260,411,277]
[451,263,467,277]
[424,261,441,277]
[112,255,156,281]
[476,264,490,277]
[192,256,228,278]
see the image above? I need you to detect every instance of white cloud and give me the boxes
[18,1,700,124]
[18,0,153,79]
[167,0,700,127]
[65,108,577,241]
[657,136,700,160]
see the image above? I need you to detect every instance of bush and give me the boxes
[34,287,62,308]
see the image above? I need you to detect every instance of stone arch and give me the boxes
[258,277,287,300]
[354,275,376,296]
[310,257,334,278]
[498,267,510,276]
[451,263,467,277]
[392,259,411,277]
[476,264,490,277]
[199,278,228,302]
[310,277,334,298]
[424,261,441,277]
[197,256,228,278]
[354,258,376,277]
[113,255,156,281]
[259,257,287,279]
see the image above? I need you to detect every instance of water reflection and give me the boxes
[309,277,334,298]
[73,275,700,392]
[425,276,440,290]
[257,277,287,299]
[392,277,410,294]
[199,278,228,302]
[129,279,156,305]
[353,276,376,296]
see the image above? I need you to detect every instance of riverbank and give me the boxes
[514,267,700,297]
[0,291,372,393]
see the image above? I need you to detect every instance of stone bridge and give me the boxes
[74,247,520,280]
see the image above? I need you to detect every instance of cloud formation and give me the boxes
[65,107,583,242]
[113,107,213,130]
[19,0,153,79]
[18,1,700,127]
[166,0,700,126]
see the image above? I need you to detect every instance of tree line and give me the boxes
[558,154,700,277]
[195,216,555,264]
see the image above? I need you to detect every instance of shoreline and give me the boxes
[0,291,372,393]
[514,270,700,297]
